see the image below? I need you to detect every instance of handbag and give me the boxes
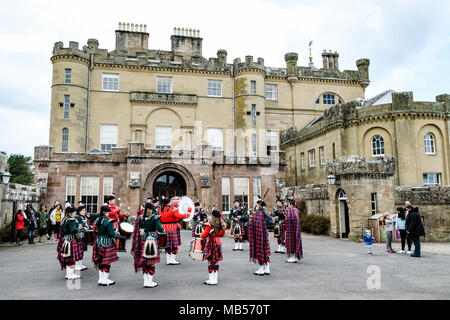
[381,228,387,240]
[396,229,401,239]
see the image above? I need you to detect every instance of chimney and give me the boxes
[115,22,149,51]
[217,49,227,65]
[171,27,203,60]
[322,50,328,69]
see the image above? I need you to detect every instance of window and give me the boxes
[156,126,172,149]
[371,135,385,156]
[102,74,119,91]
[100,125,118,152]
[332,143,336,160]
[370,193,377,215]
[308,149,316,167]
[63,95,70,119]
[66,176,76,205]
[233,178,249,206]
[316,98,320,104]
[135,130,142,142]
[265,84,277,100]
[251,134,257,156]
[301,152,305,169]
[251,105,256,127]
[319,146,325,165]
[156,76,172,93]
[253,177,261,207]
[103,177,113,204]
[80,176,99,213]
[323,93,335,105]
[251,81,256,94]
[65,69,71,84]
[222,177,230,212]
[423,173,440,186]
[266,130,278,156]
[207,128,223,151]
[207,80,222,97]
[424,133,435,154]
[62,128,69,152]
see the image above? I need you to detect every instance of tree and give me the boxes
[7,154,34,185]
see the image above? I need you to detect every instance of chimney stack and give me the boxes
[115,21,149,51]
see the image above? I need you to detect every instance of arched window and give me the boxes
[62,128,69,152]
[315,93,343,105]
[371,135,384,156]
[338,190,347,200]
[424,133,435,154]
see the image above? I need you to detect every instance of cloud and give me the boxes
[0,0,449,157]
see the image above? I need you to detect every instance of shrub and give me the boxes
[300,214,330,235]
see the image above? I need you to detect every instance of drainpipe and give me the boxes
[231,64,236,154]
[85,54,93,152]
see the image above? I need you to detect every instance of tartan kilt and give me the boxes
[56,238,84,269]
[81,238,88,252]
[133,239,160,272]
[248,212,271,264]
[202,236,223,265]
[286,209,303,260]
[92,241,118,267]
[165,228,181,249]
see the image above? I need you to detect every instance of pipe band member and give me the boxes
[249,200,271,276]
[285,200,303,263]
[200,210,226,285]
[230,200,249,251]
[74,206,89,271]
[159,197,190,265]
[106,194,128,251]
[131,201,165,288]
[56,206,83,280]
[92,205,118,286]
[192,202,208,237]
[272,199,287,253]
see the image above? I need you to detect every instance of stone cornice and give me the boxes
[51,55,90,65]
[234,67,266,77]
[130,91,198,105]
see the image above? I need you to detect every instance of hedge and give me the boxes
[299,214,330,235]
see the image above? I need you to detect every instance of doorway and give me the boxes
[152,171,187,199]
[338,190,350,238]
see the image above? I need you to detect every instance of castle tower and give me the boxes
[49,41,90,152]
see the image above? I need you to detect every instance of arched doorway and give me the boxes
[338,190,350,238]
[153,171,187,199]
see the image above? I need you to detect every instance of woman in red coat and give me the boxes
[15,210,25,246]
[200,210,226,285]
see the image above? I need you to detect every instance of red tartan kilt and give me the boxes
[92,241,118,266]
[165,229,181,249]
[137,239,160,266]
[57,238,84,268]
[202,237,223,265]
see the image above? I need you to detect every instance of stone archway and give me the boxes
[141,163,198,202]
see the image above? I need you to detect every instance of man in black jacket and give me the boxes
[406,205,425,257]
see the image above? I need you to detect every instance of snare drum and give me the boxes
[119,222,134,239]
[84,230,94,246]
[158,233,166,250]
[189,238,204,261]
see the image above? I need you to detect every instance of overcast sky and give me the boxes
[0,0,449,158]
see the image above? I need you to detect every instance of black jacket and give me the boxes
[407,207,425,236]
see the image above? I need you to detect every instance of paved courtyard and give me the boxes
[0,231,449,300]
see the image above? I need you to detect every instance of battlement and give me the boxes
[233,56,265,72]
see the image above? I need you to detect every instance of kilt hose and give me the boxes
[286,208,303,260]
[248,211,271,264]
[203,235,223,265]
[92,241,118,269]
[132,238,161,273]
[57,238,84,269]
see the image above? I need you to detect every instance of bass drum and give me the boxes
[179,196,195,222]
[119,222,134,239]
[189,238,204,261]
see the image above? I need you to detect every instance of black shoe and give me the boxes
[411,254,421,257]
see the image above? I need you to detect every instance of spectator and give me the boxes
[24,204,38,244]
[395,207,407,253]
[15,210,25,246]
[37,204,50,242]
[47,201,59,239]
[406,205,425,257]
[404,203,414,254]
[382,213,395,253]
[50,202,64,241]
[362,229,374,255]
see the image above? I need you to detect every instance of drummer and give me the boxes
[159,197,191,265]
[106,194,128,251]
[74,206,89,271]
[132,201,165,288]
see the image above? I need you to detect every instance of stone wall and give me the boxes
[395,186,450,241]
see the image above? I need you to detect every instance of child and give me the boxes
[15,210,25,246]
[363,229,374,255]
[382,213,396,253]
[200,210,226,285]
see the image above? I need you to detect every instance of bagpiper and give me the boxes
[131,200,166,288]
[192,202,208,237]
[230,200,249,251]
[56,206,83,280]
[285,200,303,263]
[106,194,128,251]
[200,210,226,285]
[92,205,118,286]
[272,199,287,253]
[159,196,191,265]
[74,206,89,271]
[248,200,271,276]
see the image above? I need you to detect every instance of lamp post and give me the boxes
[2,169,11,185]
[326,173,336,185]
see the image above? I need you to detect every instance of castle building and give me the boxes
[34,22,370,215]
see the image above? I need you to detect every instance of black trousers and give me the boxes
[399,229,407,251]
[406,232,412,251]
